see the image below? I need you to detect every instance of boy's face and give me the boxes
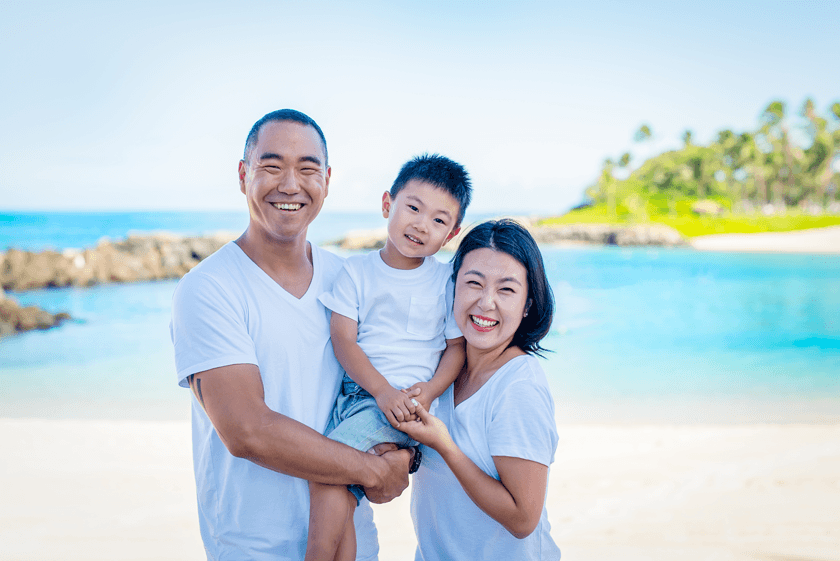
[381,179,462,268]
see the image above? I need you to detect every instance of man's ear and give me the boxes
[381,191,392,218]
[324,166,331,198]
[238,160,248,194]
[443,226,461,245]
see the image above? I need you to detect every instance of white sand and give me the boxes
[690,225,840,254]
[2,419,839,561]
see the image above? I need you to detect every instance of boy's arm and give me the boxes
[331,312,418,427]
[407,336,465,411]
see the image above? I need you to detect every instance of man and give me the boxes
[170,109,413,560]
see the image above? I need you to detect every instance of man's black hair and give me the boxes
[243,109,328,166]
[390,154,472,226]
[451,219,555,357]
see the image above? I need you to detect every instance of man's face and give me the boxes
[238,120,330,245]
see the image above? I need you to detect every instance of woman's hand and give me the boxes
[399,402,454,452]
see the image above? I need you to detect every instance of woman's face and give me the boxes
[454,247,529,353]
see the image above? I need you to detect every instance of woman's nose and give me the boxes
[478,290,495,310]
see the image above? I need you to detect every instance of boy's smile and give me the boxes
[379,179,461,270]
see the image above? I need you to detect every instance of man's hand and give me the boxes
[363,447,413,504]
[374,385,418,428]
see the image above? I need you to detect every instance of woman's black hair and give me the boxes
[451,219,554,356]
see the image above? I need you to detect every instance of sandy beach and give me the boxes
[690,225,840,254]
[2,419,838,561]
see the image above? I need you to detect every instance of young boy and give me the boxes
[306,154,472,561]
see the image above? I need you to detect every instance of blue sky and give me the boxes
[1,0,838,214]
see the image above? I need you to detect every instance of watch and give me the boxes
[408,445,422,474]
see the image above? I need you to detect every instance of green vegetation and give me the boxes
[554,98,840,237]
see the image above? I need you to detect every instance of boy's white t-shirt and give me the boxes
[411,355,561,561]
[170,242,379,561]
[318,251,462,391]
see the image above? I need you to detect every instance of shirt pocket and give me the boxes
[406,295,444,338]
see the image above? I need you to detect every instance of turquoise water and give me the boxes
[1,212,839,423]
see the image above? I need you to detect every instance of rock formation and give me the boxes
[327,219,687,250]
[0,288,70,337]
[1,232,235,292]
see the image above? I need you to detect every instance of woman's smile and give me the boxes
[470,314,499,331]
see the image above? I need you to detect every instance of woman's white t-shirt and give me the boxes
[411,354,561,561]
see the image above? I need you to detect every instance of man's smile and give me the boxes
[271,203,303,211]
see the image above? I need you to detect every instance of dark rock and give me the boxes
[0,296,71,337]
[0,232,236,291]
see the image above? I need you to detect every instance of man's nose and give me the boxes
[276,171,300,194]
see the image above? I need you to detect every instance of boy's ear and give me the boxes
[381,191,392,218]
[443,226,461,245]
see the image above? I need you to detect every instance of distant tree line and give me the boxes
[585,99,840,219]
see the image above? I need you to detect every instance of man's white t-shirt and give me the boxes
[411,355,561,561]
[170,242,379,561]
[318,251,461,391]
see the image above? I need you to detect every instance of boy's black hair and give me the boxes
[451,219,554,357]
[243,109,328,166]
[390,154,472,226]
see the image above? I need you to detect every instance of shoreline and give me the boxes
[688,225,840,254]
[3,418,838,561]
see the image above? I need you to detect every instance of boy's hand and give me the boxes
[403,382,433,413]
[374,385,418,428]
[399,402,454,453]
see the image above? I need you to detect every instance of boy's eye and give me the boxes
[434,218,446,225]
[408,205,419,212]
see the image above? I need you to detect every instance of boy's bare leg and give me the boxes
[305,482,357,561]
[333,510,357,561]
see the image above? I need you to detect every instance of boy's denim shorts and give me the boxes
[325,375,416,504]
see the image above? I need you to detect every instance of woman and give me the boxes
[401,219,561,560]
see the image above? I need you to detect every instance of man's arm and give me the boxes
[188,364,411,502]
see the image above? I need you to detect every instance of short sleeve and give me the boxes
[443,277,462,340]
[488,377,557,467]
[318,262,360,321]
[170,271,258,387]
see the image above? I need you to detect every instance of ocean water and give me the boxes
[1,211,839,423]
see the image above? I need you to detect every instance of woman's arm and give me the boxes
[400,403,548,538]
[330,311,418,427]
